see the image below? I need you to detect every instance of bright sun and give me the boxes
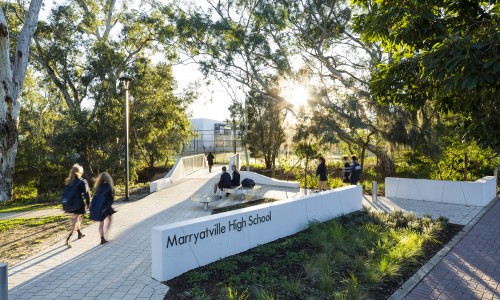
[281,83,309,108]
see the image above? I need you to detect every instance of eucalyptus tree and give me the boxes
[15,71,65,195]
[245,88,288,175]
[292,107,321,189]
[129,59,193,169]
[352,0,500,152]
[0,0,43,201]
[31,0,175,178]
[166,0,294,104]
[280,0,410,177]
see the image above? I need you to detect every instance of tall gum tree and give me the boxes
[0,0,43,201]
[31,0,174,178]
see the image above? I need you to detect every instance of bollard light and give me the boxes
[372,181,378,203]
[0,262,7,300]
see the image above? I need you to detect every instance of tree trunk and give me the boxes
[376,150,396,179]
[0,138,18,200]
[0,0,43,201]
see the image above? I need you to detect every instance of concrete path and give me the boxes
[362,195,484,225]
[0,208,65,220]
[402,197,500,300]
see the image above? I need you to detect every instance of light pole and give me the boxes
[119,75,132,201]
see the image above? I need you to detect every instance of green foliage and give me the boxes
[245,89,287,171]
[394,134,496,181]
[431,141,495,181]
[130,60,194,168]
[15,71,66,196]
[0,216,69,232]
[223,287,249,300]
[186,271,209,285]
[352,0,500,150]
[281,276,304,296]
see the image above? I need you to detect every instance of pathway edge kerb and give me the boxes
[388,196,499,300]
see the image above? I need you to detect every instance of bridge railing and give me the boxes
[150,154,207,192]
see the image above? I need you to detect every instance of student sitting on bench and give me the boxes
[214,166,232,196]
[231,165,241,187]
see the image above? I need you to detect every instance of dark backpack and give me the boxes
[61,181,83,212]
[89,192,106,221]
[241,178,255,187]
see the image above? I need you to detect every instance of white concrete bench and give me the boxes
[191,193,220,211]
[222,185,263,200]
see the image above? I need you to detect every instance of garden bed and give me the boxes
[165,210,463,299]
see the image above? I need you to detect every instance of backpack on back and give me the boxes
[61,181,83,212]
[241,178,256,187]
[89,192,106,221]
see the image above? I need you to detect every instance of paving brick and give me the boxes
[405,198,499,300]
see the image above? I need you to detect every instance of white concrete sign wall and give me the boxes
[385,176,496,206]
[152,185,362,281]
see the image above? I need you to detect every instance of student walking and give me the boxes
[63,164,91,247]
[350,155,362,185]
[207,152,215,172]
[316,157,329,191]
[89,172,116,245]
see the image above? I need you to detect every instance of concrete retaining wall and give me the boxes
[385,176,496,206]
[152,185,362,281]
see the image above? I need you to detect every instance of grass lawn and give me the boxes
[165,209,463,299]
[0,214,93,266]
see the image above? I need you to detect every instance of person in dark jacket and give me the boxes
[316,157,329,191]
[350,155,362,185]
[231,165,241,187]
[213,166,232,195]
[342,155,351,183]
[64,164,91,247]
[207,152,215,172]
[90,172,116,245]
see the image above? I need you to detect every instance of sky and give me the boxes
[172,63,233,122]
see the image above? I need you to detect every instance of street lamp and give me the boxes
[119,75,132,201]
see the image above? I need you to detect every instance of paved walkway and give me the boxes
[5,170,498,300]
[0,208,64,220]
[362,195,484,225]
[403,197,500,300]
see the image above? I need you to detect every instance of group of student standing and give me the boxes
[316,155,362,191]
[63,164,116,247]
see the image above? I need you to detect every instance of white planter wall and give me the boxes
[152,185,362,281]
[385,176,496,206]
